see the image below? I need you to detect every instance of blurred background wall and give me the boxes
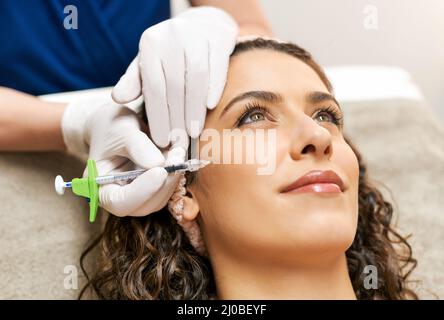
[172,0,444,123]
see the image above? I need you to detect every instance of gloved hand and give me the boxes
[61,100,186,216]
[112,6,239,149]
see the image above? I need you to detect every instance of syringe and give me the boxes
[54,159,210,223]
[55,159,210,195]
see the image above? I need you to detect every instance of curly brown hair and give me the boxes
[79,38,418,300]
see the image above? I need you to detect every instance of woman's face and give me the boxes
[188,49,360,265]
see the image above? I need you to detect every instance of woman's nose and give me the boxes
[288,117,333,161]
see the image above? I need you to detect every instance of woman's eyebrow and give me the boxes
[307,91,342,111]
[219,90,283,119]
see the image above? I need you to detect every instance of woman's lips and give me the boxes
[280,170,345,194]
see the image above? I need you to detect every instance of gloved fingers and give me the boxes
[206,38,237,110]
[124,130,165,169]
[128,172,181,215]
[89,157,129,178]
[169,126,189,151]
[99,167,168,216]
[112,56,142,104]
[162,45,186,144]
[165,146,187,166]
[128,146,188,215]
[184,39,209,139]
[141,51,171,148]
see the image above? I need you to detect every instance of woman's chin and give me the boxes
[275,215,357,256]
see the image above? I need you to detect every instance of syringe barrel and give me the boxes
[93,161,198,185]
[95,169,146,185]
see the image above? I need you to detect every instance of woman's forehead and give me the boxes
[217,49,330,109]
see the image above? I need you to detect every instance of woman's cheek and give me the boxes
[333,139,360,226]
[334,140,360,190]
[273,127,293,172]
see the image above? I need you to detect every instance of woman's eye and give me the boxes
[315,112,333,123]
[313,106,343,127]
[243,112,265,124]
[237,108,267,126]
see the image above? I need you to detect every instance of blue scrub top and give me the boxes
[0,0,170,95]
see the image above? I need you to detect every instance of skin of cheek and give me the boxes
[189,124,360,265]
[190,128,283,262]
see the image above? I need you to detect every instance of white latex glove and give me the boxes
[112,6,239,149]
[61,101,186,216]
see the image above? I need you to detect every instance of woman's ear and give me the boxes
[182,189,200,221]
[168,175,200,223]
[168,176,207,256]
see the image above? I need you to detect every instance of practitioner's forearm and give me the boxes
[0,86,67,151]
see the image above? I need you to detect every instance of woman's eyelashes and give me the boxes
[313,105,344,128]
[235,102,275,127]
[235,102,344,129]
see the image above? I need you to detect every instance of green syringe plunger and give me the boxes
[71,159,99,222]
